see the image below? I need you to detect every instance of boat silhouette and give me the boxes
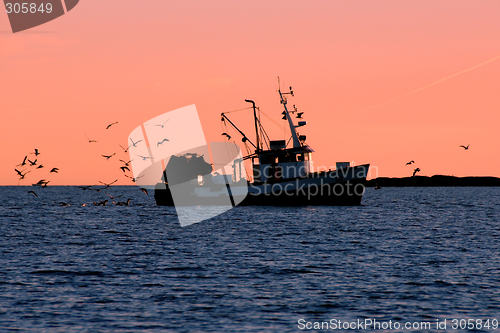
[154,85,370,206]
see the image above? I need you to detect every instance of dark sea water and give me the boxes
[1,186,500,332]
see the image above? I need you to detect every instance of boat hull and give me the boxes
[154,164,369,206]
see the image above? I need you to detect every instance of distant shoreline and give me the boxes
[366,175,500,187]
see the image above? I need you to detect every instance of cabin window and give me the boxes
[297,154,304,161]
[304,153,310,161]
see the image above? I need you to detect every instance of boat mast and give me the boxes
[279,86,302,148]
[245,99,260,153]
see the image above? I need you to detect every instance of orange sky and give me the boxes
[1,0,499,185]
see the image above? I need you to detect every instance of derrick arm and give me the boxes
[221,113,257,149]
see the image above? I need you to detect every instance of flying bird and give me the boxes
[222,133,231,140]
[99,179,118,187]
[102,153,116,160]
[114,198,131,206]
[412,168,421,177]
[157,138,169,147]
[124,174,143,182]
[36,165,44,169]
[120,159,132,166]
[460,144,470,150]
[31,149,40,156]
[50,168,59,173]
[120,166,130,173]
[78,185,93,191]
[296,112,304,119]
[119,144,131,153]
[15,169,30,179]
[130,138,143,148]
[136,155,150,161]
[28,190,38,197]
[106,121,119,130]
[154,119,169,128]
[140,188,148,195]
[33,179,48,186]
[16,156,27,167]
[28,159,37,166]
[85,134,98,143]
[406,160,415,166]
[42,181,50,188]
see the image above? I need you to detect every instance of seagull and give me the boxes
[28,159,37,166]
[119,144,131,153]
[42,181,50,188]
[78,185,93,191]
[412,168,421,177]
[130,138,143,148]
[85,134,97,143]
[120,166,130,173]
[136,155,150,161]
[31,149,40,156]
[460,144,470,150]
[114,198,131,206]
[15,169,30,179]
[296,112,304,119]
[99,179,118,187]
[28,190,38,197]
[102,153,116,160]
[140,188,148,195]
[36,165,44,169]
[406,160,415,166]
[106,121,119,130]
[33,179,48,186]
[221,132,231,140]
[120,159,132,166]
[124,174,143,182]
[157,138,169,147]
[16,156,28,167]
[50,168,59,173]
[154,119,169,128]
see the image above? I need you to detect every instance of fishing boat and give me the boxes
[154,85,370,206]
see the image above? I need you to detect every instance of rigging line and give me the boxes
[259,109,291,135]
[258,119,271,150]
[220,106,253,114]
[354,54,500,115]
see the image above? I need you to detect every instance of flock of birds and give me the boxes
[405,144,470,177]
[14,148,59,191]
[15,121,151,207]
